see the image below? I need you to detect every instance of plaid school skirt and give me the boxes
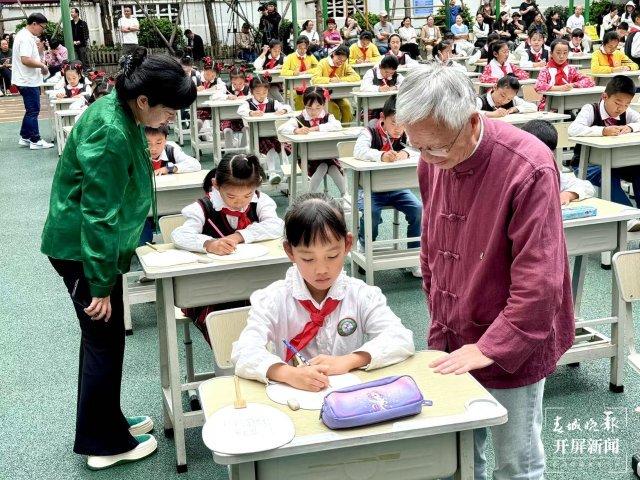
[258,136,292,155]
[220,119,244,132]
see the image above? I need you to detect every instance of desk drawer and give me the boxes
[173,262,291,308]
[565,223,618,257]
[363,169,419,193]
[256,433,457,480]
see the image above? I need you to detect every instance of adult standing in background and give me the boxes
[397,65,575,479]
[41,48,197,471]
[373,11,395,54]
[259,1,281,45]
[448,0,463,27]
[519,0,537,28]
[420,15,441,59]
[71,7,90,67]
[118,6,139,55]
[0,39,12,95]
[184,29,205,62]
[12,13,53,150]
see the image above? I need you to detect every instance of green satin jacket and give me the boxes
[41,91,153,297]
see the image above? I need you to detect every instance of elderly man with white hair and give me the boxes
[396,65,575,480]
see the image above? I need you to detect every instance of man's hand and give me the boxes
[429,344,494,375]
[85,296,112,321]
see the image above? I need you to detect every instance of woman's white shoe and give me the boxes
[86,434,157,470]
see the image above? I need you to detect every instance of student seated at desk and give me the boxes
[361,55,404,92]
[476,74,537,117]
[231,193,415,390]
[349,30,382,64]
[237,73,291,185]
[220,66,251,149]
[479,40,530,84]
[312,45,360,124]
[591,31,638,73]
[278,87,350,209]
[386,33,418,66]
[172,154,284,344]
[282,36,320,110]
[180,55,203,87]
[145,125,201,175]
[253,40,286,102]
[199,57,226,93]
[534,39,595,111]
[520,119,595,204]
[53,62,92,99]
[568,75,640,231]
[430,40,467,74]
[515,30,549,68]
[568,28,590,54]
[353,96,423,278]
[467,32,500,65]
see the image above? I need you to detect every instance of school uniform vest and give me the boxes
[367,125,406,151]
[151,144,176,171]
[262,54,284,70]
[371,67,399,87]
[227,84,250,97]
[591,102,627,126]
[478,93,514,112]
[296,113,330,127]
[525,47,549,62]
[197,194,260,238]
[248,98,276,112]
[387,51,406,65]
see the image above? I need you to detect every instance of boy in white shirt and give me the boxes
[232,193,415,389]
[476,74,536,117]
[360,55,404,92]
[145,125,201,175]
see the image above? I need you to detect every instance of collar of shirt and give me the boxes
[208,188,258,212]
[154,148,169,162]
[285,265,349,307]
[485,92,498,108]
[599,99,621,121]
[452,115,486,174]
[327,57,336,67]
[600,46,609,55]
[302,109,326,121]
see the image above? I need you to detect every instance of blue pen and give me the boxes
[282,339,311,366]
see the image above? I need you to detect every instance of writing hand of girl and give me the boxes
[250,110,264,117]
[560,191,578,205]
[227,94,237,100]
[429,344,494,375]
[286,365,330,391]
[56,93,65,99]
[85,296,112,321]
[276,109,287,115]
[295,126,311,134]
[205,238,236,255]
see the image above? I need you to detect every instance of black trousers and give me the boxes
[49,257,139,456]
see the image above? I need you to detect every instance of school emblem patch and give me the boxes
[337,318,357,337]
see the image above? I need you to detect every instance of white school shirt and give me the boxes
[11,28,42,87]
[236,97,291,117]
[300,29,320,44]
[566,14,585,32]
[171,188,283,252]
[360,67,405,92]
[631,31,640,57]
[517,45,550,67]
[278,109,342,134]
[158,140,201,173]
[560,172,595,200]
[388,50,418,66]
[231,266,416,384]
[253,53,285,71]
[354,127,420,163]
[119,16,139,44]
[568,100,640,137]
[475,92,536,113]
[567,39,590,54]
[52,81,92,99]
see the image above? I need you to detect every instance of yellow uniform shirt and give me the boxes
[312,58,361,84]
[591,49,639,74]
[281,52,319,76]
[348,42,382,64]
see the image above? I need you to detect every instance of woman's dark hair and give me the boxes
[49,38,61,49]
[550,39,570,52]
[495,73,520,91]
[401,16,411,26]
[379,54,399,69]
[433,40,453,58]
[331,44,350,58]
[302,86,327,106]
[116,47,196,110]
[202,153,265,192]
[489,40,508,59]
[285,193,347,247]
[326,17,337,27]
[610,4,619,13]
[360,30,374,41]
[603,30,620,45]
[295,35,310,46]
[302,20,313,30]
[388,33,401,45]
[499,10,509,19]
[249,73,271,90]
[268,39,282,49]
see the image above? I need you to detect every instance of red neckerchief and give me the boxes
[531,48,542,62]
[310,117,321,127]
[548,59,568,85]
[256,101,267,112]
[69,85,81,97]
[605,52,615,67]
[151,158,163,171]
[235,87,246,97]
[329,65,339,77]
[202,80,212,89]
[286,298,341,361]
[376,120,397,152]
[359,46,368,59]
[221,207,252,229]
[298,55,307,72]
[265,56,278,69]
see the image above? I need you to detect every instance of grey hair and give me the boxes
[396,64,477,131]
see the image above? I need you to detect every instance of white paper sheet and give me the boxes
[206,243,269,261]
[141,250,200,268]
[266,373,361,410]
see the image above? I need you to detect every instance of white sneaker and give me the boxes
[86,434,157,470]
[18,138,31,147]
[30,139,54,150]
[628,219,640,232]
[405,266,423,278]
[127,415,154,436]
[0,90,4,97]
[269,173,282,185]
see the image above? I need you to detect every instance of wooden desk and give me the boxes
[352,90,396,126]
[241,111,298,156]
[521,65,580,79]
[340,156,420,285]
[282,74,313,105]
[135,239,291,471]
[199,351,507,480]
[543,86,605,114]
[188,89,219,159]
[591,70,640,87]
[54,110,81,156]
[568,54,592,69]
[279,127,363,203]
[561,198,640,392]
[200,98,246,162]
[256,68,284,85]
[494,111,570,126]
[316,81,361,100]
[474,78,536,95]
[154,170,208,216]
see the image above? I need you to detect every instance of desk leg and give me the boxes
[571,255,586,317]
[577,145,589,180]
[189,103,197,148]
[300,144,309,195]
[363,172,374,285]
[601,150,613,267]
[350,170,360,277]
[229,462,257,480]
[212,107,221,164]
[610,222,627,393]
[454,430,474,480]
[355,97,361,127]
[283,79,289,105]
[157,278,188,471]
[290,143,298,204]
[363,98,369,126]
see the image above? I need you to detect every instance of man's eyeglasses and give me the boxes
[402,123,466,158]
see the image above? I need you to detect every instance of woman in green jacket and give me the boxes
[41,47,196,470]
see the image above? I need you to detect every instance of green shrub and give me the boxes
[15,20,64,43]
[355,11,380,31]
[137,17,184,49]
[543,6,570,23]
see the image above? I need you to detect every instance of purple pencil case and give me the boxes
[320,375,424,429]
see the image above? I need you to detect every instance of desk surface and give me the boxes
[568,131,640,148]
[202,98,246,108]
[54,109,83,117]
[340,156,418,171]
[154,170,208,192]
[590,70,640,78]
[311,81,361,89]
[496,111,570,124]
[53,97,84,104]
[474,79,536,88]
[568,54,591,61]
[543,86,605,97]
[351,90,397,98]
[135,238,288,279]
[241,111,299,122]
[280,126,363,143]
[281,73,313,80]
[563,198,640,228]
[199,351,507,462]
